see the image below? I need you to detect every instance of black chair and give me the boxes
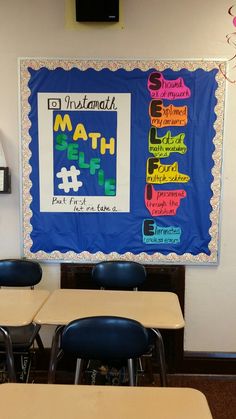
[92,260,167,386]
[92,260,146,290]
[0,259,44,382]
[48,316,150,386]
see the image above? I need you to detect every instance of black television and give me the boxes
[75,0,119,22]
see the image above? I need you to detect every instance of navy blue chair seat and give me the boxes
[0,324,41,351]
[92,261,146,290]
[0,259,42,287]
[48,316,150,386]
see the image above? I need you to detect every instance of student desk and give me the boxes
[0,289,49,382]
[0,384,213,419]
[34,289,185,385]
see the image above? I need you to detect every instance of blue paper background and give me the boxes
[28,67,217,256]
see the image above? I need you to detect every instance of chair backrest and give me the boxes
[61,316,150,360]
[92,261,146,289]
[0,259,42,287]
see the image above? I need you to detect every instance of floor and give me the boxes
[167,374,236,419]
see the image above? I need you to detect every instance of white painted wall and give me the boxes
[0,0,235,350]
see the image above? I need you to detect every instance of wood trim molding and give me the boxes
[181,351,236,375]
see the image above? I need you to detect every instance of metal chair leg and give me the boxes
[74,358,84,384]
[138,357,144,373]
[151,328,168,387]
[127,358,135,386]
[48,325,64,384]
[35,333,44,351]
[0,326,16,382]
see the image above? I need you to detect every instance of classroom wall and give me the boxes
[0,0,236,351]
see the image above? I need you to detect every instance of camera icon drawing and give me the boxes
[48,98,61,110]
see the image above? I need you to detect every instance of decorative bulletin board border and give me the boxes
[19,59,226,264]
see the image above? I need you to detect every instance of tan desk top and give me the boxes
[0,289,50,326]
[34,289,185,329]
[0,384,212,419]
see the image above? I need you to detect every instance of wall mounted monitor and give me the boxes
[75,0,119,22]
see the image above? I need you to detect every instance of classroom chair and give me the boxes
[92,260,147,290]
[48,316,150,386]
[92,260,160,383]
[0,259,44,382]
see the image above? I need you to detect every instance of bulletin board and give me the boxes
[19,58,226,264]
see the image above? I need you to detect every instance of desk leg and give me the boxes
[48,325,64,384]
[0,327,16,382]
[151,328,168,387]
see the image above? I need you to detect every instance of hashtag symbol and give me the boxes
[56,166,83,193]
